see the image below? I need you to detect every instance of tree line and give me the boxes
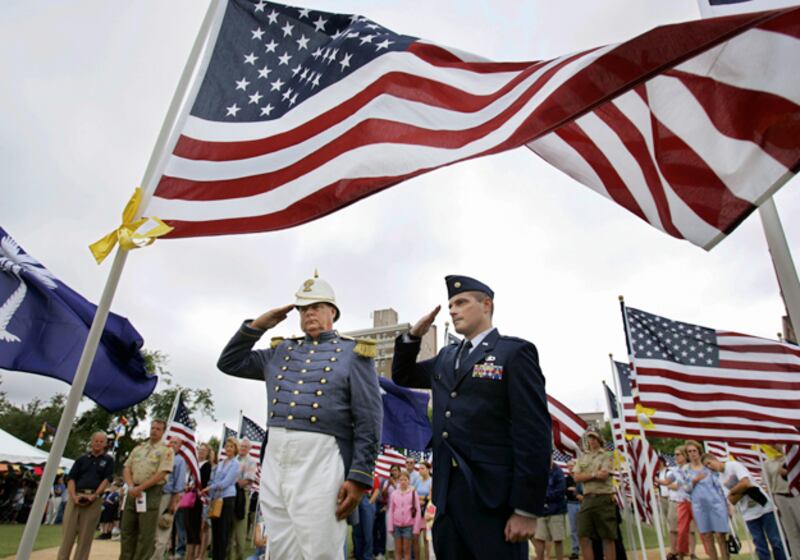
[0,350,216,473]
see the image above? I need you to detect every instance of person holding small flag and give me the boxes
[393,275,551,560]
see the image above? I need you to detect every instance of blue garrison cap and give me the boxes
[445,275,494,299]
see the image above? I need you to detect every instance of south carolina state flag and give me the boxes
[0,227,156,411]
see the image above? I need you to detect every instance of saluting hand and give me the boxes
[409,305,441,338]
[250,304,295,331]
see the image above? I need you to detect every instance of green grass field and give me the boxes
[0,524,63,557]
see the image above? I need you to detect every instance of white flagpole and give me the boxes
[618,300,667,559]
[759,198,800,341]
[165,390,182,441]
[15,2,225,557]
[219,423,227,459]
[604,376,645,560]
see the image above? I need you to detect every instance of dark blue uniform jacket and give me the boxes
[392,328,551,516]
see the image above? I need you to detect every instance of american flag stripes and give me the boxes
[786,444,800,496]
[627,437,659,525]
[547,394,588,455]
[375,445,406,479]
[146,1,800,250]
[623,305,800,443]
[604,381,655,524]
[166,393,200,485]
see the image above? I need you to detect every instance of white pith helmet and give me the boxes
[294,270,340,321]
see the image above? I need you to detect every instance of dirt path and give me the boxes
[1,539,119,560]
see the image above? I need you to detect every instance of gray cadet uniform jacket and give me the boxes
[217,322,382,487]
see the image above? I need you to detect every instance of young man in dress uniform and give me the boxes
[392,275,551,560]
[121,420,174,560]
[217,272,383,560]
[57,431,114,560]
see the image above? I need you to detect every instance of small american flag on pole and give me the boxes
[218,424,239,459]
[239,415,266,462]
[375,445,407,479]
[146,1,800,250]
[166,392,200,485]
[623,305,800,443]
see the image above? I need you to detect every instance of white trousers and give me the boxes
[259,427,346,560]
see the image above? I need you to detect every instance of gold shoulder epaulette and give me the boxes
[353,337,377,358]
[270,337,285,349]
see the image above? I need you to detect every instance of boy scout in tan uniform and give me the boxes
[573,431,617,560]
[121,420,174,560]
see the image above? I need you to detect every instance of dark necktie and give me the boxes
[456,340,472,370]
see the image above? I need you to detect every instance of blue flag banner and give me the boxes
[0,227,155,411]
[378,376,431,451]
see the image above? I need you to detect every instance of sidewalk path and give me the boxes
[1,539,119,560]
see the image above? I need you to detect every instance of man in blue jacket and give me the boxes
[392,275,551,560]
[533,459,568,560]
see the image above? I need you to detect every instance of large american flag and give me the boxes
[166,392,200,485]
[145,1,800,250]
[547,394,588,455]
[623,305,800,443]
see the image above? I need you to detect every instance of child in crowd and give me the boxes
[387,470,422,560]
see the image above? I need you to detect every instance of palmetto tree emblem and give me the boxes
[0,235,57,342]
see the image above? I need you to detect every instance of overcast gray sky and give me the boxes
[2,0,798,445]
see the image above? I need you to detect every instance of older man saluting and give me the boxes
[217,272,383,560]
[392,275,551,560]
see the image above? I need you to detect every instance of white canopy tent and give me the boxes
[0,427,74,470]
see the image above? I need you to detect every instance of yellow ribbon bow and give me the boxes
[635,403,656,429]
[753,444,783,460]
[89,188,173,264]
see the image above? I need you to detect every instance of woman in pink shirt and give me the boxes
[387,471,423,560]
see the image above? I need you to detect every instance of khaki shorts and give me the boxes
[577,494,617,541]
[668,500,679,532]
[535,514,567,542]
